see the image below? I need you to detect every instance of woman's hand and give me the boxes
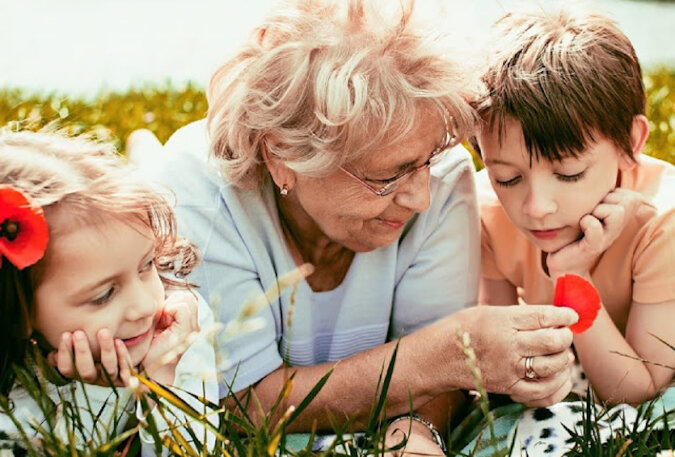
[456,305,577,406]
[547,188,644,280]
[49,328,133,387]
[384,418,445,457]
[141,291,200,385]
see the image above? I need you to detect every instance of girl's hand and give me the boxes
[547,188,644,280]
[141,291,200,385]
[49,328,133,387]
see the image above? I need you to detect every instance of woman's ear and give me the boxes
[261,138,297,192]
[620,114,649,171]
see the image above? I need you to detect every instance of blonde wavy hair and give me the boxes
[0,129,199,394]
[473,3,645,162]
[207,0,479,188]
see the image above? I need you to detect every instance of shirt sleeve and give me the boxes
[155,127,283,396]
[391,147,481,337]
[632,210,675,304]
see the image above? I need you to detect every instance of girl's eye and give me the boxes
[557,171,586,182]
[495,176,521,188]
[140,258,155,273]
[91,287,115,306]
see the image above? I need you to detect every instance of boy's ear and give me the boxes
[620,114,649,171]
[261,138,297,191]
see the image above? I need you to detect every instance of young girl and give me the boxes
[460,4,674,457]
[0,130,217,452]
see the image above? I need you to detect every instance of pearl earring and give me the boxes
[280,184,289,197]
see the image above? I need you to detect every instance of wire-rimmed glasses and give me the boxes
[338,131,457,197]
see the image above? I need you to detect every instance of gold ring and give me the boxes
[525,356,537,379]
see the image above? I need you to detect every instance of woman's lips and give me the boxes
[122,328,152,348]
[378,218,406,229]
[530,228,562,240]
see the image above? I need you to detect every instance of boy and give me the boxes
[464,5,674,456]
[472,4,674,406]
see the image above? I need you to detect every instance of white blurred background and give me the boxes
[2,0,674,97]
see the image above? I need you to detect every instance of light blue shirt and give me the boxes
[155,120,480,396]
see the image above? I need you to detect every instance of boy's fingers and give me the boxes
[579,215,603,251]
[591,203,621,222]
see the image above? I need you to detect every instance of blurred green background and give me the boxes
[0,67,673,166]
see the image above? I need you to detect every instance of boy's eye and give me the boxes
[556,171,586,182]
[495,176,521,188]
[91,286,115,306]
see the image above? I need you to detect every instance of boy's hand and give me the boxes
[141,291,200,385]
[547,188,644,280]
[49,328,133,387]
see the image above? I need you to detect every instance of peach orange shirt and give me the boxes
[478,154,675,333]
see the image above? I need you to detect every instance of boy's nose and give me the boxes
[394,168,431,213]
[523,185,557,219]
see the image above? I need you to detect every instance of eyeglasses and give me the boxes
[338,131,457,197]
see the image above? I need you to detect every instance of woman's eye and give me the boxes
[495,176,521,188]
[91,287,115,306]
[556,171,586,182]
[366,175,399,185]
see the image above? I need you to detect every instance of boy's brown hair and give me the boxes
[473,3,645,162]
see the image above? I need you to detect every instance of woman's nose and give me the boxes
[394,168,431,213]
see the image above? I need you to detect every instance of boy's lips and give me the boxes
[122,327,152,348]
[529,228,563,240]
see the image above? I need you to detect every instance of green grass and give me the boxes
[0,67,674,166]
[0,69,673,456]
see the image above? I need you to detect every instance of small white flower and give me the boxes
[656,450,675,457]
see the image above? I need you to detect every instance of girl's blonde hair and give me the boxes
[208,0,479,188]
[0,129,199,394]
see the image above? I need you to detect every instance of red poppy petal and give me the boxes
[553,274,601,334]
[0,185,49,270]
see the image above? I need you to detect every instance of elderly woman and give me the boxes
[145,0,577,454]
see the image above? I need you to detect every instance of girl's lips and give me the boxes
[122,328,152,348]
[530,228,562,240]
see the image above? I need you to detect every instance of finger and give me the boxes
[56,332,75,378]
[601,188,640,205]
[512,305,579,331]
[116,339,133,386]
[591,203,620,222]
[72,330,98,382]
[517,327,574,357]
[578,215,603,251]
[516,377,573,407]
[97,328,118,382]
[520,349,574,380]
[510,369,571,404]
[169,297,200,333]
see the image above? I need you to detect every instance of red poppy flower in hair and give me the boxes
[553,274,601,334]
[0,185,49,270]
